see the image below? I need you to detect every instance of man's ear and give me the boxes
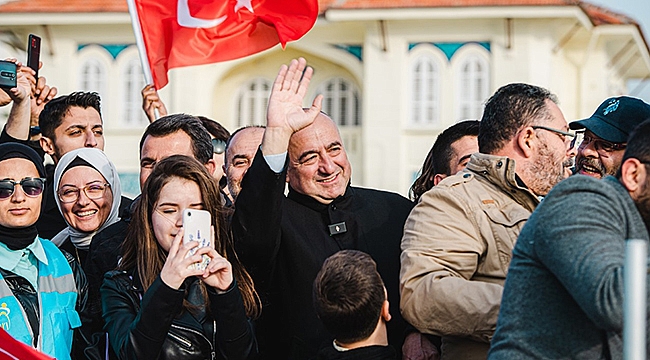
[516,127,536,158]
[381,287,391,322]
[204,158,217,177]
[40,136,55,156]
[433,174,447,186]
[620,158,646,194]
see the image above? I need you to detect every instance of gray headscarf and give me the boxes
[51,148,122,250]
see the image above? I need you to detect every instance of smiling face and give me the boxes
[58,166,113,233]
[0,158,42,228]
[575,130,625,179]
[286,114,352,204]
[151,177,204,252]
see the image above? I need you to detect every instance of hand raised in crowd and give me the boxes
[141,84,168,123]
[31,71,57,126]
[0,58,33,103]
[266,57,323,134]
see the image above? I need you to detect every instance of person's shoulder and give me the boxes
[353,186,412,203]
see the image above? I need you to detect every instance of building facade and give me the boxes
[1,0,649,197]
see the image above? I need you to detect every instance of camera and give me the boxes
[0,60,17,89]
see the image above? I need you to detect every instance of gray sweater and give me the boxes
[488,175,650,360]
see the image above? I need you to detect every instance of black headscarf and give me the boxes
[0,143,46,250]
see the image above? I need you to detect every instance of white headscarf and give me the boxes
[51,148,122,250]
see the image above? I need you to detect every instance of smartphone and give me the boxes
[0,60,17,89]
[27,34,41,80]
[183,209,212,271]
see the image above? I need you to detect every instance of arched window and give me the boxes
[237,78,271,127]
[411,55,440,126]
[121,58,147,127]
[456,53,489,121]
[317,77,361,126]
[79,58,107,98]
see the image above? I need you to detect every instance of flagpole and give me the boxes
[126,0,153,86]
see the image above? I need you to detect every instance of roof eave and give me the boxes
[0,12,131,26]
[323,5,593,30]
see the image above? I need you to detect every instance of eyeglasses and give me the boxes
[57,182,110,204]
[0,178,46,199]
[577,132,626,154]
[532,125,577,148]
[212,139,226,155]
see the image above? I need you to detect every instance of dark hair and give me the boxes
[617,118,650,178]
[197,116,230,142]
[139,114,212,164]
[119,155,260,318]
[410,120,480,201]
[479,83,558,154]
[39,92,102,139]
[313,250,385,344]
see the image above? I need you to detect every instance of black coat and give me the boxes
[233,150,414,360]
[100,270,257,360]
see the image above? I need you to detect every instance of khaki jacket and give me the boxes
[400,153,539,360]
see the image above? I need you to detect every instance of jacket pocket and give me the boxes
[482,206,530,272]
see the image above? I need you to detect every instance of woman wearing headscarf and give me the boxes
[0,142,88,360]
[51,147,122,266]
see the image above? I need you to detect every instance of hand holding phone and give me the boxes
[0,61,17,90]
[183,209,212,271]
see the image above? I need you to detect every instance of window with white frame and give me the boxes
[410,54,440,126]
[456,52,489,121]
[317,77,360,126]
[237,78,271,127]
[79,58,107,98]
[121,58,147,127]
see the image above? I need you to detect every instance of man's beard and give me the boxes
[526,141,568,196]
[575,155,618,178]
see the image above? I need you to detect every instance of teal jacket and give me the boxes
[0,238,81,360]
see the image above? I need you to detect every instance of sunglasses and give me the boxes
[212,139,226,155]
[0,177,46,199]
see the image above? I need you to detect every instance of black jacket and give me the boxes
[101,269,257,360]
[232,150,414,360]
[0,248,90,359]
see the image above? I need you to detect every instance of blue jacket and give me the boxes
[0,238,81,360]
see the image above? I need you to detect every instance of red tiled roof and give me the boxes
[0,0,640,28]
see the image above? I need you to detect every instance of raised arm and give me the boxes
[261,57,322,156]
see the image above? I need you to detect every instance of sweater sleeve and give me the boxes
[208,280,258,360]
[101,273,185,360]
[532,178,630,330]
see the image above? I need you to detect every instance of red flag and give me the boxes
[131,0,319,89]
[0,328,55,360]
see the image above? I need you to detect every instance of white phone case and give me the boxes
[183,209,211,271]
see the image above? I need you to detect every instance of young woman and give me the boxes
[51,147,122,265]
[101,155,259,360]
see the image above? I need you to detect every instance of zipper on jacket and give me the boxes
[170,323,214,356]
[167,331,192,349]
[212,320,217,360]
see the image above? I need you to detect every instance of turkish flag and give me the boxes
[131,0,319,88]
[0,328,55,360]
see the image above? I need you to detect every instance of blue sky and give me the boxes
[587,0,650,102]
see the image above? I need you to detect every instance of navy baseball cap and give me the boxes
[569,96,650,143]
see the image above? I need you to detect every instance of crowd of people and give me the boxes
[0,55,650,360]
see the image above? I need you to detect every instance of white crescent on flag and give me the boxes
[177,0,255,29]
[177,0,227,28]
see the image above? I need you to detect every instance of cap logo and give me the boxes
[603,99,619,116]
